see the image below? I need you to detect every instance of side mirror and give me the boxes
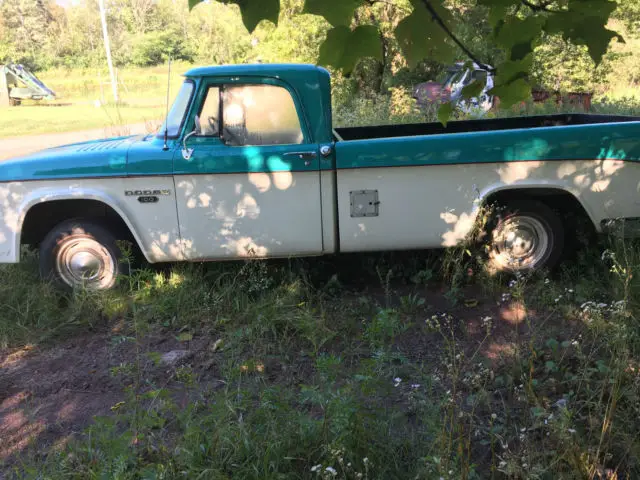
[182,129,197,160]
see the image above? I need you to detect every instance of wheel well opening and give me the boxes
[21,200,135,247]
[484,188,596,235]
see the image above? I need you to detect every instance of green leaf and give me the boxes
[531,406,545,418]
[438,102,454,127]
[494,55,533,85]
[395,1,455,68]
[545,338,559,351]
[461,79,486,100]
[544,1,624,65]
[496,15,544,50]
[177,332,193,342]
[477,0,520,6]
[202,0,280,32]
[303,0,363,27]
[318,25,382,74]
[489,78,531,108]
[509,42,534,61]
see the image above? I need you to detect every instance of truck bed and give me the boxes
[333,114,640,142]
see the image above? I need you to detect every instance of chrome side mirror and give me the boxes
[182,129,197,160]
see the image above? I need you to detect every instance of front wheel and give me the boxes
[39,219,128,291]
[486,200,564,273]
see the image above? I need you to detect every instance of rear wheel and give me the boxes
[39,219,128,291]
[486,200,564,273]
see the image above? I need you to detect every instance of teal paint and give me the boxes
[127,135,176,176]
[0,135,137,182]
[173,142,319,175]
[334,121,640,170]
[3,63,640,183]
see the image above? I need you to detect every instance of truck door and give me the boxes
[173,80,323,260]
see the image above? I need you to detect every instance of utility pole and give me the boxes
[98,0,118,103]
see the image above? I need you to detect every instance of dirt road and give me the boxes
[0,123,151,161]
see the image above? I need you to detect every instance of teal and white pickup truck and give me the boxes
[2,64,640,289]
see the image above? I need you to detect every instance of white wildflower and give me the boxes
[491,413,497,420]
[311,464,322,472]
[544,278,550,284]
[568,428,576,434]
[393,377,402,387]
[325,466,337,476]
[601,250,615,261]
[411,384,421,389]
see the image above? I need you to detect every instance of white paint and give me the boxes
[0,177,181,264]
[336,160,640,252]
[174,171,323,260]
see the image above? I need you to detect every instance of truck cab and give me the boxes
[161,64,337,261]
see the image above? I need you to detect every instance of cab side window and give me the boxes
[197,86,220,136]
[222,85,304,147]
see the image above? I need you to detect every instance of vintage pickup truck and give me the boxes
[1,63,640,290]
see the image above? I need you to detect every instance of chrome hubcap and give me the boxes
[68,251,102,281]
[56,239,115,289]
[493,216,550,270]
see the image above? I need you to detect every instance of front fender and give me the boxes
[0,181,155,264]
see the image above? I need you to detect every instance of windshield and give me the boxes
[157,80,194,138]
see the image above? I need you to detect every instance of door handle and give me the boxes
[283,151,317,160]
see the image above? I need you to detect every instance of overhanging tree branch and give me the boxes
[420,0,495,72]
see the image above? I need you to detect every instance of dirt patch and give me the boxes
[0,328,217,468]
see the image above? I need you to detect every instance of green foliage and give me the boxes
[179,0,625,123]
[437,102,454,126]
[318,25,382,74]
[303,0,363,27]
[130,30,194,67]
[395,0,455,68]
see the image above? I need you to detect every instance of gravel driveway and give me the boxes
[0,123,151,161]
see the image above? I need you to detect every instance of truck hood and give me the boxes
[0,135,144,183]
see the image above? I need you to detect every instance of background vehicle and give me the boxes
[413,62,495,114]
[0,64,56,106]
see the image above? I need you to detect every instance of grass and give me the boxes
[0,64,189,138]
[2,234,640,479]
[0,104,165,138]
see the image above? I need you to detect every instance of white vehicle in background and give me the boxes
[413,62,495,115]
